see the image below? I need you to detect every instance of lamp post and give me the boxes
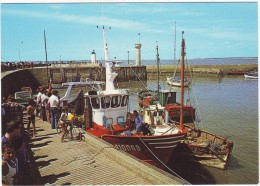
[19,41,23,62]
[127,51,129,65]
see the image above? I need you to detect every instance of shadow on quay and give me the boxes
[30,140,53,149]
[38,172,70,185]
[35,158,58,169]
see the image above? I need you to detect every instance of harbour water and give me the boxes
[120,75,258,184]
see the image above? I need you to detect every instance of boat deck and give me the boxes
[27,117,184,185]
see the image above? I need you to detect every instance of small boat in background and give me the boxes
[166,22,191,88]
[244,71,258,79]
[166,76,190,87]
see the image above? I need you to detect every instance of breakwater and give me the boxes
[1,65,147,98]
[147,64,258,77]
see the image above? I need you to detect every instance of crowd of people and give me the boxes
[2,120,31,185]
[1,60,97,73]
[1,62,36,72]
[35,86,78,143]
[1,85,62,185]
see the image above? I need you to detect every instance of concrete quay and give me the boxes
[29,117,185,185]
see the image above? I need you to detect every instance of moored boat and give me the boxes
[138,31,233,170]
[59,26,187,168]
[244,71,258,79]
[166,76,190,87]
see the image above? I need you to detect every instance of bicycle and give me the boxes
[61,119,85,142]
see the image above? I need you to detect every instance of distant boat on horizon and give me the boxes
[244,71,258,79]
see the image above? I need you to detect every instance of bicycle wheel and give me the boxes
[71,127,85,141]
[56,124,62,134]
[71,127,79,141]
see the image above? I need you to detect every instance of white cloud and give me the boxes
[3,8,165,34]
[50,4,65,9]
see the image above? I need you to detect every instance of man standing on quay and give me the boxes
[48,90,60,130]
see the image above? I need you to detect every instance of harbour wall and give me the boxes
[48,64,147,84]
[1,69,41,98]
[147,64,258,77]
[1,65,147,98]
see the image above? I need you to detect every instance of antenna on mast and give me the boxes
[180,31,185,130]
[97,26,116,91]
[97,26,111,61]
[156,41,160,96]
[174,21,176,64]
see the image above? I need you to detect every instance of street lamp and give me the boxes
[19,41,23,62]
[127,51,129,65]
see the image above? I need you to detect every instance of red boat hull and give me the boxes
[101,133,186,168]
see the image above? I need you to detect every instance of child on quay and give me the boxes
[27,99,36,137]
[2,142,18,186]
[60,106,68,142]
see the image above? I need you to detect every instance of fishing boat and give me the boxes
[138,33,195,124]
[244,71,258,79]
[138,31,233,170]
[59,26,187,168]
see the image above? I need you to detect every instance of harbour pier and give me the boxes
[28,117,185,185]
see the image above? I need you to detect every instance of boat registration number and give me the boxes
[115,144,141,152]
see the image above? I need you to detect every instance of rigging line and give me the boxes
[129,65,158,102]
[185,55,193,83]
[184,54,204,128]
[161,124,177,135]
[189,82,205,129]
[137,135,191,184]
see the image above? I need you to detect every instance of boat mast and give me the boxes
[180,31,185,130]
[174,21,176,66]
[97,26,117,91]
[44,29,49,86]
[156,43,160,96]
[172,22,178,79]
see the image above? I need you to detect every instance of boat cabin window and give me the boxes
[88,90,98,95]
[117,117,126,128]
[111,95,122,108]
[91,97,100,109]
[106,118,113,125]
[101,96,111,109]
[165,92,176,104]
[121,95,129,107]
[117,117,124,124]
[105,118,114,130]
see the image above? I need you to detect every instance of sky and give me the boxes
[1,2,258,62]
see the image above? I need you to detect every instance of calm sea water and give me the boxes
[119,75,258,184]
